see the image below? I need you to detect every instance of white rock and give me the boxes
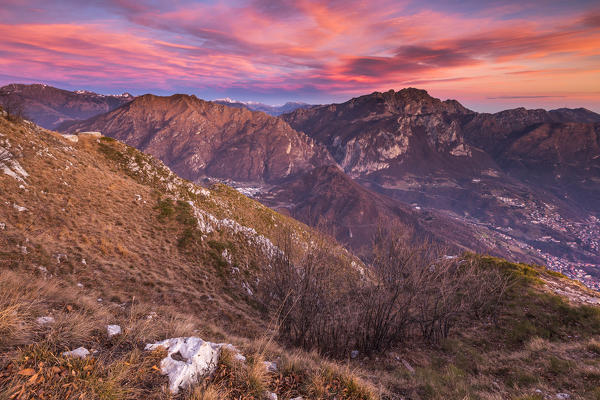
[556,394,570,400]
[220,343,246,362]
[264,361,277,373]
[291,397,304,400]
[81,258,87,265]
[61,134,79,143]
[62,347,90,358]
[36,316,55,325]
[13,204,27,212]
[145,337,221,394]
[107,324,122,338]
[265,392,277,400]
[350,350,359,359]
[221,249,232,264]
[0,222,5,230]
[77,282,84,288]
[242,281,253,296]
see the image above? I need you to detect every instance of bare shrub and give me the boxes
[259,232,360,356]
[259,226,512,356]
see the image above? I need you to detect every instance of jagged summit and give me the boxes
[324,88,473,117]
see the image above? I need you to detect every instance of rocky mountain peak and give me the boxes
[346,87,473,116]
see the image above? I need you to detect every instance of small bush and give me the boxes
[154,198,174,220]
[98,141,127,164]
[547,356,572,375]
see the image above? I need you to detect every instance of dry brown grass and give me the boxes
[2,113,599,400]
[0,242,376,399]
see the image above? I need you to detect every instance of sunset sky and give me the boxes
[1,0,599,111]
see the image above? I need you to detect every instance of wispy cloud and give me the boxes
[0,0,598,109]
[487,95,567,99]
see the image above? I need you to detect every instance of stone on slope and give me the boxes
[36,316,55,325]
[145,337,222,394]
[62,347,90,358]
[264,360,278,373]
[107,324,122,338]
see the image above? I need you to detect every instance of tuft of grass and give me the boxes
[588,338,600,355]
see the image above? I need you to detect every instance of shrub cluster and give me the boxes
[259,228,511,357]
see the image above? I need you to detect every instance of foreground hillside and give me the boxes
[1,112,600,399]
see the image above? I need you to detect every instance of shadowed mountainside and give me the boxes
[0,84,133,129]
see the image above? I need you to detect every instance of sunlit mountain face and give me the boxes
[1,0,599,111]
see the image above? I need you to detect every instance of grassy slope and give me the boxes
[0,113,599,399]
[370,258,600,400]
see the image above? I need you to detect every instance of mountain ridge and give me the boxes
[1,109,599,399]
[63,93,335,184]
[0,83,134,129]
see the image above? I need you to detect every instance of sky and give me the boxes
[0,0,599,112]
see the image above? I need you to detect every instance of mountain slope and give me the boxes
[282,89,600,288]
[64,94,333,183]
[63,94,502,259]
[0,108,360,337]
[0,84,133,129]
[1,110,600,400]
[258,165,491,256]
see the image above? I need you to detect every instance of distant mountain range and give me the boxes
[281,89,600,285]
[5,83,600,288]
[213,98,313,115]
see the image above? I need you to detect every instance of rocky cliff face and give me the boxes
[283,89,600,287]
[65,94,334,183]
[0,84,133,129]
[283,89,487,178]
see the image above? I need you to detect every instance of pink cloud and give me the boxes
[0,1,598,110]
